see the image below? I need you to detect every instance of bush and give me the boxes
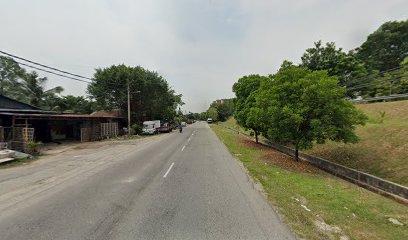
[26,140,42,155]
[130,124,142,135]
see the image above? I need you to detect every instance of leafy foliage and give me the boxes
[356,20,408,72]
[209,99,234,122]
[0,56,26,100]
[206,107,219,121]
[53,95,94,114]
[256,65,367,160]
[232,74,267,142]
[88,64,183,124]
[0,56,65,109]
[301,41,368,96]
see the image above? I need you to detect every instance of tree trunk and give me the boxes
[255,130,259,144]
[295,144,299,161]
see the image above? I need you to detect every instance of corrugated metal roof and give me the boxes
[0,112,122,119]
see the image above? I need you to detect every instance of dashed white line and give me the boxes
[181,146,186,151]
[163,162,175,178]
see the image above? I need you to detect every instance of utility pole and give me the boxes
[127,81,131,136]
[127,80,140,136]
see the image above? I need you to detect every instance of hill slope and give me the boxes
[307,100,408,186]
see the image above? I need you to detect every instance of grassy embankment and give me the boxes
[211,123,408,240]
[306,100,408,186]
[222,100,408,186]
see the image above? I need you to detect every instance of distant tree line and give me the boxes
[186,99,235,122]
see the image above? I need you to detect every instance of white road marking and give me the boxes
[163,162,175,178]
[188,137,191,142]
[181,146,186,152]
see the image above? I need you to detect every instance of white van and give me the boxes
[142,120,160,134]
[207,118,213,124]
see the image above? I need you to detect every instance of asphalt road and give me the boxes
[0,122,295,240]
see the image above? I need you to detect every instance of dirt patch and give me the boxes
[239,138,320,174]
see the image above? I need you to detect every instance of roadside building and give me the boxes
[0,95,123,151]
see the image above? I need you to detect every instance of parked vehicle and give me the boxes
[181,122,187,127]
[207,118,213,124]
[158,122,172,133]
[142,120,160,135]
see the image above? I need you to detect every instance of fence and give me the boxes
[81,122,119,142]
[100,122,119,138]
[216,123,408,202]
[0,127,35,152]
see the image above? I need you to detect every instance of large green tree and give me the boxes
[232,74,267,143]
[0,56,25,99]
[88,64,183,124]
[256,65,367,160]
[356,20,408,72]
[301,41,368,96]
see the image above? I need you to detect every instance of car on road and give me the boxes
[207,118,213,124]
[142,120,160,135]
[158,122,172,133]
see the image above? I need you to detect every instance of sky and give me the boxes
[1,0,407,112]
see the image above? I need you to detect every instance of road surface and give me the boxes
[0,122,295,240]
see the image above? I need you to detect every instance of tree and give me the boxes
[209,99,235,122]
[20,71,64,108]
[207,107,219,121]
[301,41,368,96]
[0,56,25,99]
[256,65,367,160]
[88,64,183,124]
[54,95,94,114]
[232,74,267,143]
[356,20,408,72]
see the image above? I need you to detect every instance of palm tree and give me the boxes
[0,56,26,99]
[21,71,64,109]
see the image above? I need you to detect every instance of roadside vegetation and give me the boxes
[211,124,408,240]
[306,100,408,186]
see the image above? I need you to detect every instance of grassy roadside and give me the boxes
[211,124,408,240]
[306,100,408,186]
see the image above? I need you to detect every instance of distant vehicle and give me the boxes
[181,122,187,127]
[142,120,160,135]
[158,122,172,133]
[207,118,213,124]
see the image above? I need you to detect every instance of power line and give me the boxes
[0,50,93,80]
[347,73,408,91]
[15,61,91,84]
[346,65,405,86]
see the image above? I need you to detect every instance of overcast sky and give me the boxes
[1,0,407,112]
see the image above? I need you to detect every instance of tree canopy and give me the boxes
[87,64,183,124]
[301,41,368,95]
[232,74,267,143]
[356,20,408,72]
[256,65,367,160]
[0,56,65,109]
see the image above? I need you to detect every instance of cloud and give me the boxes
[1,0,407,112]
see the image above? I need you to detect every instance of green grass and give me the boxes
[306,100,408,186]
[211,124,408,240]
